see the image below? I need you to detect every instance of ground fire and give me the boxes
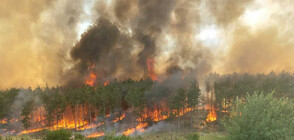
[123,122,148,136]
[86,132,105,138]
[206,106,217,122]
[12,102,214,137]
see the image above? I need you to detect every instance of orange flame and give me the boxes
[18,106,106,134]
[19,128,44,135]
[0,119,7,124]
[87,132,105,138]
[85,72,96,87]
[103,81,109,86]
[123,122,148,136]
[206,106,217,122]
[112,113,126,123]
[146,58,157,81]
[85,64,97,86]
[16,101,217,136]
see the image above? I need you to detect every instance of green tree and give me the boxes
[21,100,34,129]
[187,81,200,127]
[223,91,294,140]
[124,81,147,135]
[0,89,19,120]
[83,85,95,124]
[169,88,186,129]
[65,87,81,130]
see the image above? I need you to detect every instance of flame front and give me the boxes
[112,113,126,123]
[12,99,219,137]
[87,132,105,138]
[123,122,148,136]
[206,106,217,122]
[0,119,7,124]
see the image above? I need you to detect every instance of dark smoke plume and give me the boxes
[3,0,294,89]
[71,17,120,74]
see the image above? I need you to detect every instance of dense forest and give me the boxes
[0,78,201,135]
[1,72,294,137]
[207,72,294,120]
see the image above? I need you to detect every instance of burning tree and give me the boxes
[124,80,152,135]
[0,78,215,138]
[21,100,34,129]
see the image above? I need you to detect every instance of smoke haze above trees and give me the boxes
[1,0,294,89]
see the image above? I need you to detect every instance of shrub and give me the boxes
[44,129,72,140]
[223,91,294,140]
[74,132,85,140]
[186,133,199,140]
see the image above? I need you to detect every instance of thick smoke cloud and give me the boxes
[0,0,85,89]
[134,0,176,73]
[69,17,141,85]
[113,0,137,23]
[71,18,120,74]
[220,26,294,74]
[2,0,294,89]
[215,0,294,74]
[68,0,212,85]
[206,0,254,25]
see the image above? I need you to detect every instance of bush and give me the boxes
[223,91,294,140]
[186,133,199,140]
[74,132,85,140]
[45,129,72,140]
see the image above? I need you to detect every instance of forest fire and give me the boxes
[17,105,105,135]
[85,64,97,86]
[112,113,126,123]
[0,118,19,124]
[85,72,96,87]
[0,65,216,138]
[0,119,7,124]
[104,81,109,86]
[86,132,105,138]
[19,128,45,135]
[123,122,148,136]
[2,0,294,139]
[206,106,217,122]
[3,97,217,137]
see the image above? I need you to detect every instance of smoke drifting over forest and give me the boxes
[1,0,294,89]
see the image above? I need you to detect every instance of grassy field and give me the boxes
[139,131,226,140]
[199,133,226,140]
[1,132,226,140]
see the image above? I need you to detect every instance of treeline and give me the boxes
[206,72,294,119]
[0,79,201,131]
[2,72,294,131]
